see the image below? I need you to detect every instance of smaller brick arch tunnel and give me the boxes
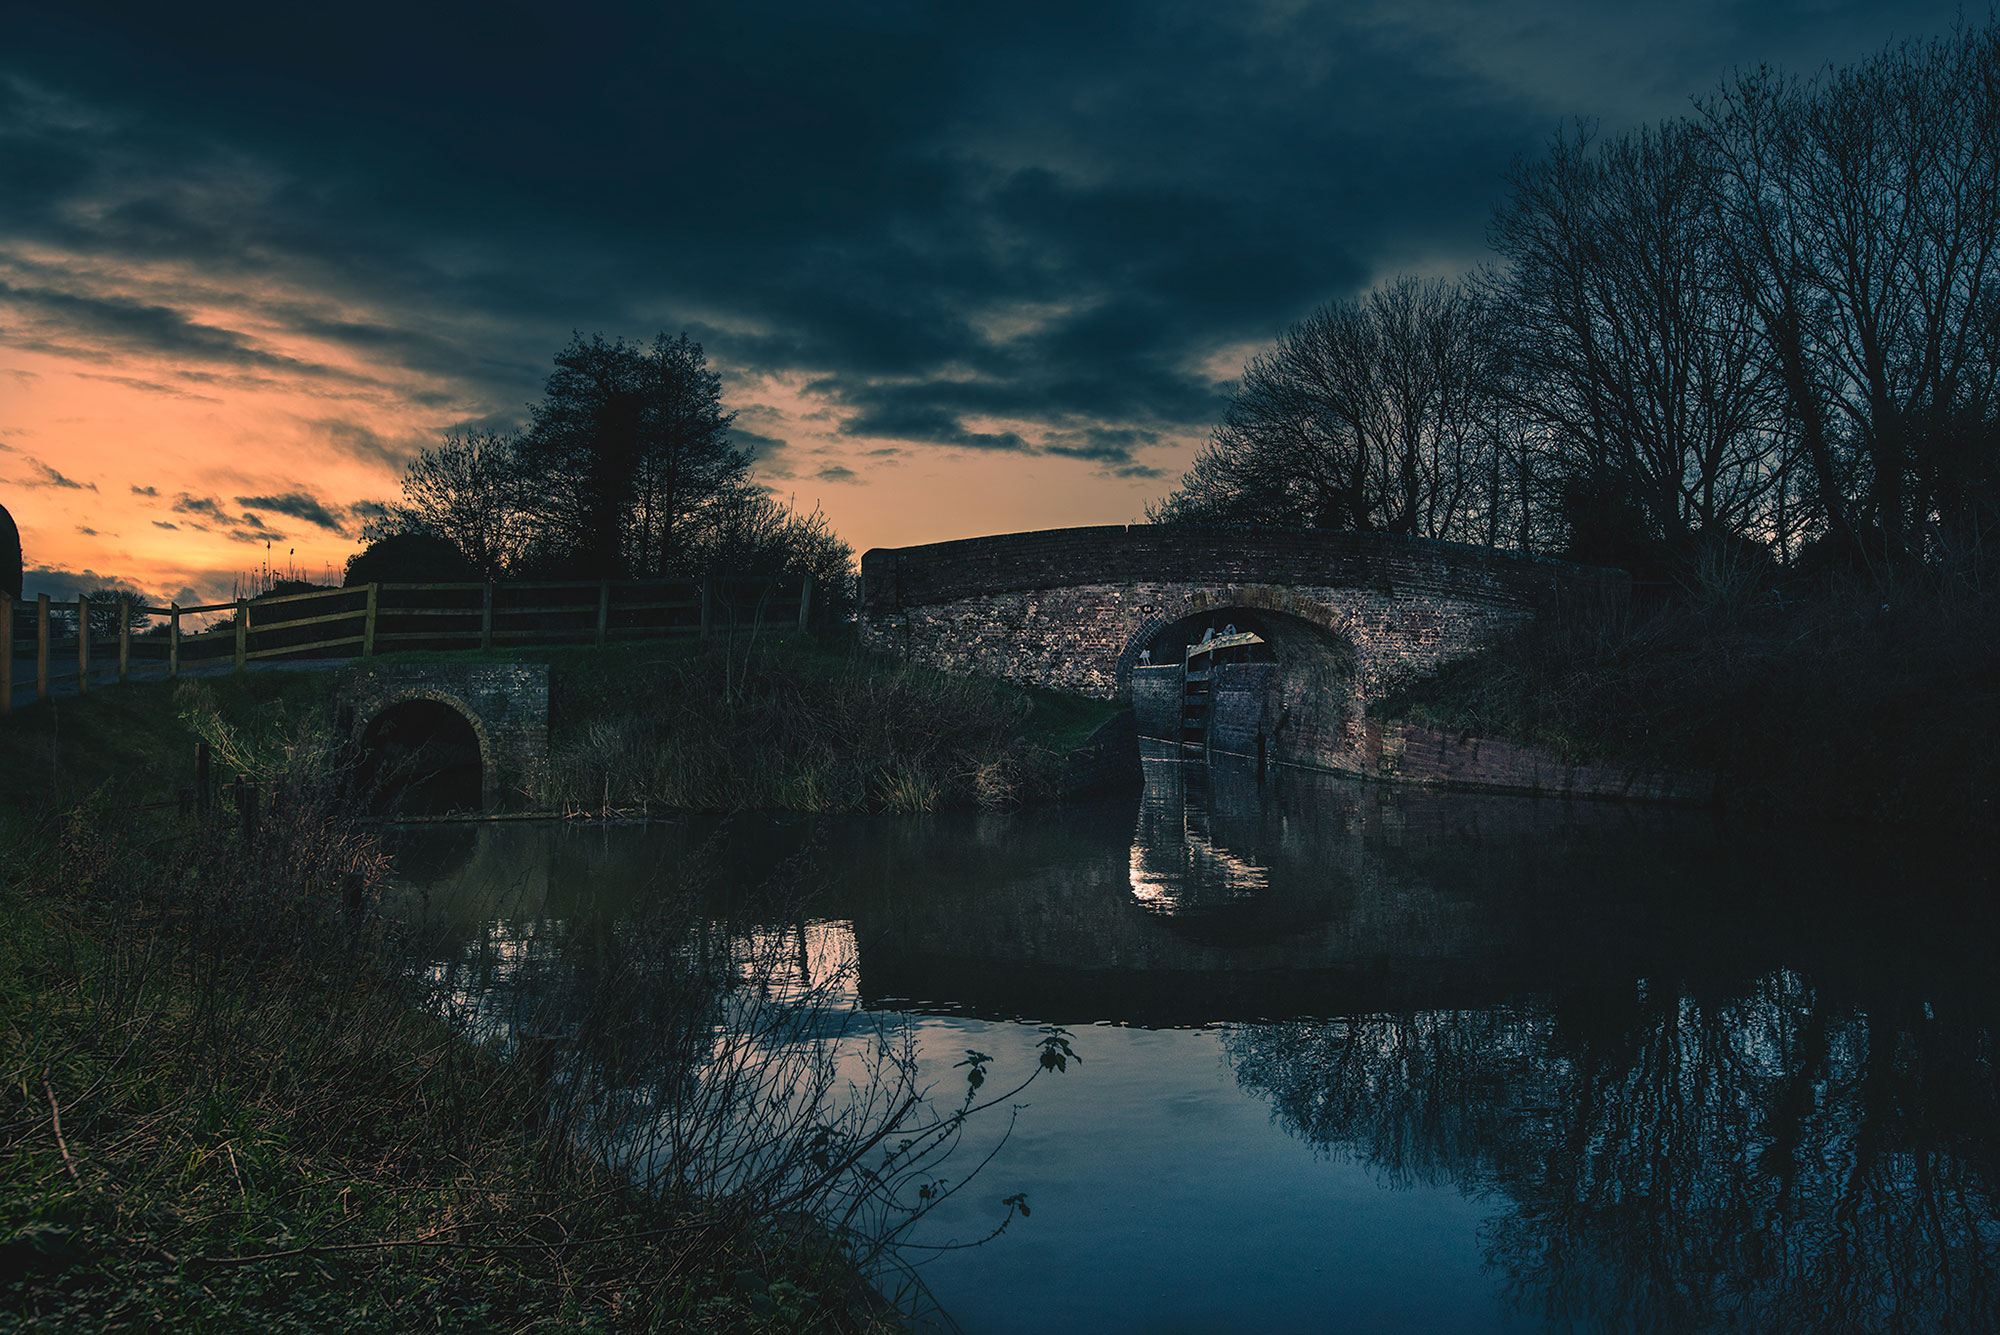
[359,697,487,814]
[338,663,550,812]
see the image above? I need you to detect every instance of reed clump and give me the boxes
[1,726,1055,1329]
[1380,565,2000,828]
[545,636,1092,815]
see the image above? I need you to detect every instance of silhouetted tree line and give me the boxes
[358,332,851,593]
[1154,22,2000,584]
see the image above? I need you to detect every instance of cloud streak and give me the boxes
[236,490,348,535]
[19,458,95,489]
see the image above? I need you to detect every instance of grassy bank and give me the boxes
[0,735,1062,1330]
[0,673,329,822]
[1378,573,2000,829]
[538,634,1122,815]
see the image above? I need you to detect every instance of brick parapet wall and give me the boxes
[867,581,1534,703]
[863,524,1623,616]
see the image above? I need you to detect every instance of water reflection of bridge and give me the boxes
[846,742,1695,1026]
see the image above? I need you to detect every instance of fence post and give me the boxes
[700,577,713,638]
[234,598,248,672]
[169,603,180,679]
[195,741,211,815]
[596,580,610,648]
[481,581,494,652]
[36,594,48,702]
[797,572,813,632]
[1,592,11,715]
[76,596,90,694]
[236,773,258,842]
[118,596,130,683]
[363,584,378,656]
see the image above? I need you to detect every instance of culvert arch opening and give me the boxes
[361,698,485,815]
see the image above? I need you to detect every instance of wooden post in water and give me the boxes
[362,584,378,656]
[700,577,713,638]
[35,594,48,702]
[234,598,248,672]
[1,593,11,715]
[480,581,494,652]
[76,596,89,694]
[168,603,180,680]
[117,596,130,683]
[596,580,610,648]
[796,572,813,632]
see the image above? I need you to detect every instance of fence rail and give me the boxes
[2,573,814,713]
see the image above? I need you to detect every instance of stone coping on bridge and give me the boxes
[861,524,1628,613]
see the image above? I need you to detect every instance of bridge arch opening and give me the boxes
[1131,606,1357,761]
[360,697,486,815]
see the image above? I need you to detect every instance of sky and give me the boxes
[0,0,1972,606]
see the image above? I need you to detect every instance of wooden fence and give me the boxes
[1,573,815,713]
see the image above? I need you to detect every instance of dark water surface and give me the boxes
[388,744,2000,1332]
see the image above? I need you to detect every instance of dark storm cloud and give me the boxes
[3,0,1974,475]
[236,490,347,535]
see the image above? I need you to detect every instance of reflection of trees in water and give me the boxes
[1228,973,2000,1331]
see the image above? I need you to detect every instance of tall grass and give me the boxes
[1,723,1066,1330]
[546,637,1074,815]
[1380,565,2000,828]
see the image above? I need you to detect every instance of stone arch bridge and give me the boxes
[861,525,1626,778]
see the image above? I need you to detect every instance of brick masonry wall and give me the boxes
[866,580,1538,703]
[1131,665,1183,738]
[1210,662,1276,753]
[339,662,550,809]
[1357,720,1714,803]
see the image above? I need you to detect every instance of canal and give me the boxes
[386,742,2000,1332]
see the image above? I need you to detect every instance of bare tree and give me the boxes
[1490,119,1788,561]
[368,430,522,579]
[1152,277,1508,543]
[1700,23,2000,566]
